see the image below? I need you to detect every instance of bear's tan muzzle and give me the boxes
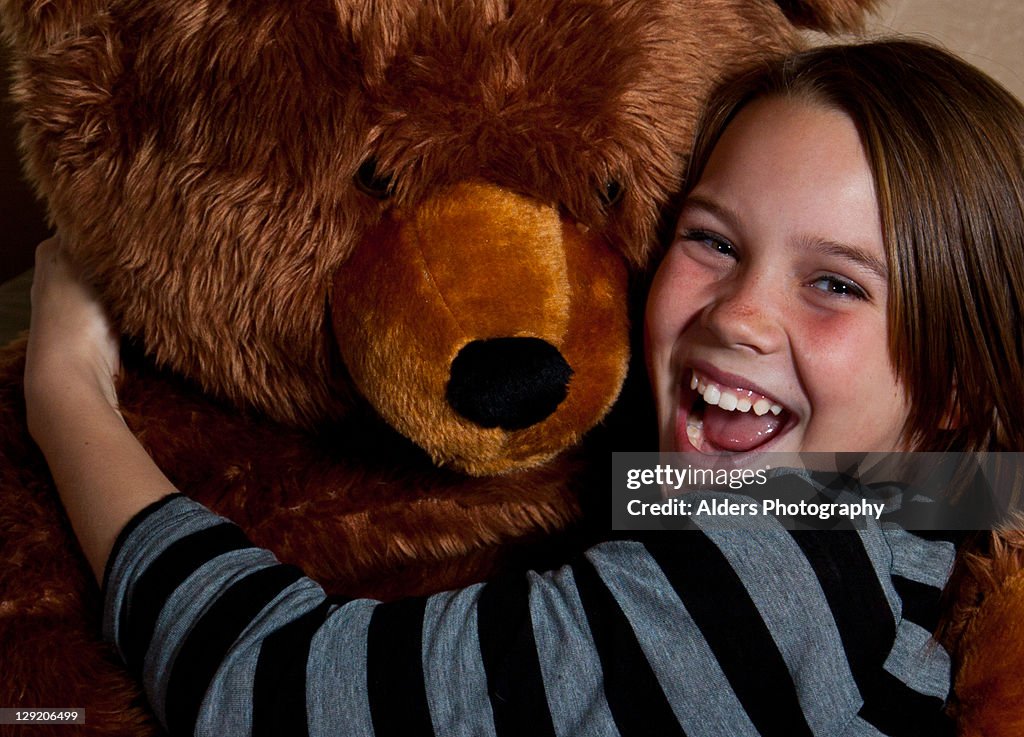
[331,181,629,475]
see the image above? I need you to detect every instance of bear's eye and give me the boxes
[598,179,624,209]
[355,158,395,199]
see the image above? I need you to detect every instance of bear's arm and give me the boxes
[103,492,956,737]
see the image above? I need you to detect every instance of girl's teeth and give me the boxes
[686,414,705,450]
[687,370,786,418]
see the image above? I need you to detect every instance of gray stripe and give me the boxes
[143,547,279,727]
[884,528,956,588]
[193,621,257,737]
[422,584,497,737]
[695,518,863,737]
[528,565,619,737]
[103,495,227,648]
[883,620,952,700]
[587,540,760,737]
[308,599,378,737]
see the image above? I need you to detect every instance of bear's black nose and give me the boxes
[447,337,573,430]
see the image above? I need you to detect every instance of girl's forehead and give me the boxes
[694,97,870,199]
[708,96,865,179]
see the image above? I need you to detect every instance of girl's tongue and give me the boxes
[701,403,784,452]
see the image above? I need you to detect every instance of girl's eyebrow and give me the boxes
[680,195,739,228]
[807,238,889,282]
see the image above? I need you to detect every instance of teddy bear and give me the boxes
[4,0,984,735]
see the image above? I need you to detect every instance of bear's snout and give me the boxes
[447,337,573,431]
[331,181,629,475]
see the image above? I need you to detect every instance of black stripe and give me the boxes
[646,535,814,737]
[892,575,943,634]
[477,575,556,737]
[788,531,953,737]
[366,597,433,737]
[164,564,304,736]
[120,522,252,674]
[252,598,341,737]
[102,493,182,595]
[572,554,686,737]
[788,530,895,656]
[859,671,954,737]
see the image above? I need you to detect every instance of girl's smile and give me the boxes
[646,95,911,457]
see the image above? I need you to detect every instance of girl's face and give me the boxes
[646,96,911,456]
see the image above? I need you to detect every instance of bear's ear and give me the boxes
[0,0,113,54]
[771,0,880,33]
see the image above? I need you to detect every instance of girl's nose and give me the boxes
[699,273,785,354]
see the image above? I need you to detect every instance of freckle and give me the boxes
[731,305,758,320]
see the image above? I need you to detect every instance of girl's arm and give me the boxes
[24,237,176,582]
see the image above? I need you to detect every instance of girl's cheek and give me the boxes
[650,251,713,315]
[790,307,888,377]
[646,258,685,336]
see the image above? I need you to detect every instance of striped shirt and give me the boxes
[102,478,957,737]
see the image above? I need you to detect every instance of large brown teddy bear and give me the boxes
[15,1,1019,735]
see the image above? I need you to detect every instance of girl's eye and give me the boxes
[679,229,736,258]
[808,274,868,300]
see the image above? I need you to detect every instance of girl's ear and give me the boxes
[771,0,880,33]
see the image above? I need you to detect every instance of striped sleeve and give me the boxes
[102,491,957,737]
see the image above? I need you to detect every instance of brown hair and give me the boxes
[683,39,1024,453]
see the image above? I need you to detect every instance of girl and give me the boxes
[646,40,1024,457]
[25,40,1024,736]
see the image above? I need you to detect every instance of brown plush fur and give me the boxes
[0,1,893,734]
[937,527,1024,737]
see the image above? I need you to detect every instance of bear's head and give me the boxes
[2,0,875,476]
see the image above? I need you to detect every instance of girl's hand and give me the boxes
[24,236,121,426]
